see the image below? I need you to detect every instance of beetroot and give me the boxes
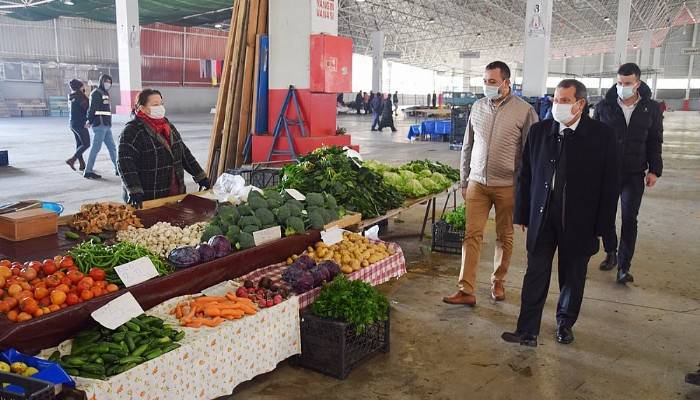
[207,235,232,258]
[196,243,216,262]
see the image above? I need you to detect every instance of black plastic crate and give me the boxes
[0,151,8,167]
[0,373,55,400]
[226,166,282,189]
[431,220,464,255]
[297,308,390,379]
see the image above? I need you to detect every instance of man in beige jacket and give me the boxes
[443,61,538,306]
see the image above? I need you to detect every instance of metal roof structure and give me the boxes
[1,0,699,72]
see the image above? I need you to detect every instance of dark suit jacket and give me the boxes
[514,116,619,257]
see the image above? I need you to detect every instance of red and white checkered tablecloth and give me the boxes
[240,242,406,309]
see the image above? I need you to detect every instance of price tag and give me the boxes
[284,189,306,201]
[91,292,144,330]
[343,146,363,161]
[114,256,159,287]
[321,227,345,245]
[253,226,282,246]
[201,281,235,297]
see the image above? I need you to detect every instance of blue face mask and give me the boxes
[616,84,635,100]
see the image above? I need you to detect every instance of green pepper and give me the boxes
[65,231,80,240]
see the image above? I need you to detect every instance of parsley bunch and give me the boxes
[443,205,466,230]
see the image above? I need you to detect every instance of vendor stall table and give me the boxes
[52,294,301,400]
[240,242,406,309]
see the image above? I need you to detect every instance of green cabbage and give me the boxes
[431,172,451,189]
[383,171,403,188]
[419,177,439,193]
[418,169,433,178]
[403,179,428,198]
[399,170,417,180]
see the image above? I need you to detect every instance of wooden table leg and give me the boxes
[419,198,432,241]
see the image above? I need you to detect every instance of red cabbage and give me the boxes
[208,235,232,258]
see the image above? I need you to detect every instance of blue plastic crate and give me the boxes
[0,150,8,167]
[421,120,436,135]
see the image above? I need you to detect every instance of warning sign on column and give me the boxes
[312,0,338,35]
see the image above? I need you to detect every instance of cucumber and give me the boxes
[80,363,106,375]
[64,368,80,376]
[86,235,102,243]
[111,332,126,342]
[144,349,163,360]
[125,334,136,352]
[156,336,171,344]
[79,371,106,380]
[115,362,137,374]
[173,331,185,342]
[101,354,119,363]
[118,356,144,365]
[131,343,149,357]
[105,364,120,377]
[124,321,140,332]
[48,350,61,362]
[87,353,101,362]
[65,231,80,240]
[160,343,181,353]
[61,356,87,367]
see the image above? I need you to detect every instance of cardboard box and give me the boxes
[0,209,58,241]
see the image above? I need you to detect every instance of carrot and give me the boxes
[221,309,244,319]
[175,305,183,319]
[185,320,202,328]
[235,297,255,305]
[194,296,226,304]
[238,303,257,315]
[225,293,237,302]
[203,306,221,318]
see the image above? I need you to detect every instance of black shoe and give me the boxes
[617,269,634,284]
[84,172,102,179]
[556,325,574,344]
[599,251,617,271]
[371,129,377,131]
[501,331,538,347]
[686,371,700,386]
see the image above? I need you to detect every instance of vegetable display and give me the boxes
[57,315,184,379]
[364,160,458,198]
[0,361,39,378]
[70,203,143,234]
[166,234,232,268]
[281,256,341,294]
[279,147,405,218]
[0,258,116,323]
[285,232,394,274]
[69,241,170,286]
[116,222,207,257]
[235,278,289,309]
[169,292,257,328]
[311,275,389,334]
[443,205,466,230]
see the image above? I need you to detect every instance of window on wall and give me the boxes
[0,62,42,82]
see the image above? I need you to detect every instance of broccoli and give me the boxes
[305,192,325,208]
[226,225,241,244]
[319,208,332,224]
[248,195,268,210]
[255,208,276,226]
[239,215,262,228]
[264,189,285,208]
[327,208,339,222]
[285,199,303,216]
[218,205,239,225]
[285,216,305,236]
[237,232,255,250]
[324,194,338,210]
[248,190,265,203]
[238,204,254,216]
[242,225,261,234]
[201,223,224,242]
[308,210,325,230]
[275,205,291,223]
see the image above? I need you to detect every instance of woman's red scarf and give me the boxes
[137,110,171,143]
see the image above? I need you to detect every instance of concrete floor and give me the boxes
[1,112,699,399]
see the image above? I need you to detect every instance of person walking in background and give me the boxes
[427,93,432,108]
[502,79,618,347]
[368,91,375,114]
[336,93,345,106]
[66,79,90,172]
[84,74,118,179]
[118,89,210,208]
[378,93,397,132]
[363,91,371,114]
[393,91,399,116]
[442,61,538,306]
[593,63,663,284]
[432,92,437,108]
[355,91,363,114]
[371,92,383,131]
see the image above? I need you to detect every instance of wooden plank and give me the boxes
[206,0,240,178]
[232,0,264,168]
[218,0,249,177]
[324,212,362,231]
[249,33,262,138]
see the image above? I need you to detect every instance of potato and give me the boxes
[368,254,382,264]
[351,260,361,271]
[361,260,369,268]
[341,266,353,274]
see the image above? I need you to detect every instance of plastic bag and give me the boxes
[212,174,261,205]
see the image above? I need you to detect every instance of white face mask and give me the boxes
[483,82,503,100]
[103,82,112,91]
[552,102,579,125]
[616,84,635,100]
[148,105,166,119]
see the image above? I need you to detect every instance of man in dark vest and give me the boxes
[594,63,663,284]
[502,79,618,347]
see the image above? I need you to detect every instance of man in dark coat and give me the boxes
[84,74,118,179]
[432,92,437,108]
[355,91,363,114]
[593,63,663,284]
[379,94,397,132]
[370,92,383,131]
[393,91,399,116]
[502,79,618,347]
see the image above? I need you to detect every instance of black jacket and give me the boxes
[514,116,619,257]
[87,87,112,127]
[371,95,383,113]
[118,117,207,201]
[69,91,88,127]
[379,99,394,127]
[593,82,663,176]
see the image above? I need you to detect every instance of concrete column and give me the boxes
[115,0,142,115]
[462,58,472,91]
[598,53,605,96]
[562,57,567,75]
[686,23,697,100]
[614,0,631,66]
[640,30,653,68]
[652,47,661,98]
[371,31,384,92]
[521,0,553,96]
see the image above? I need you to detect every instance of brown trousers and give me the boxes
[458,181,515,294]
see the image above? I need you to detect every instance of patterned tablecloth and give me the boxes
[240,242,407,309]
[66,291,301,400]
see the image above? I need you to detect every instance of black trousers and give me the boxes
[602,172,645,270]
[70,124,90,159]
[517,211,591,336]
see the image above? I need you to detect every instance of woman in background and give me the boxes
[66,79,90,171]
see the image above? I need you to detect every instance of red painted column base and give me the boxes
[116,90,141,115]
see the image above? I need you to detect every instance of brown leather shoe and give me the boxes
[442,291,476,306]
[491,280,505,301]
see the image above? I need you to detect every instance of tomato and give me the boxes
[65,293,80,306]
[39,296,51,307]
[7,284,22,297]
[60,277,72,286]
[50,290,66,305]
[19,297,39,315]
[88,268,106,282]
[42,260,57,275]
[20,267,37,281]
[91,287,104,297]
[10,263,21,276]
[45,275,61,287]
[53,270,65,280]
[5,297,18,309]
[0,260,10,267]
[41,306,51,315]
[48,304,60,312]
[105,284,119,293]
[93,280,107,289]
[34,287,49,300]
[60,256,74,268]
[6,310,18,322]
[66,270,83,283]
[0,301,9,313]
[76,280,91,292]
[54,284,70,293]
[28,261,42,270]
[80,290,93,301]
[0,275,5,288]
[16,312,32,322]
[0,266,11,279]
[18,281,32,291]
[15,291,34,301]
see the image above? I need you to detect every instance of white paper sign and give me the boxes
[91,292,144,330]
[201,281,235,297]
[284,189,306,201]
[364,225,380,240]
[321,227,345,245]
[114,256,159,287]
[253,226,282,246]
